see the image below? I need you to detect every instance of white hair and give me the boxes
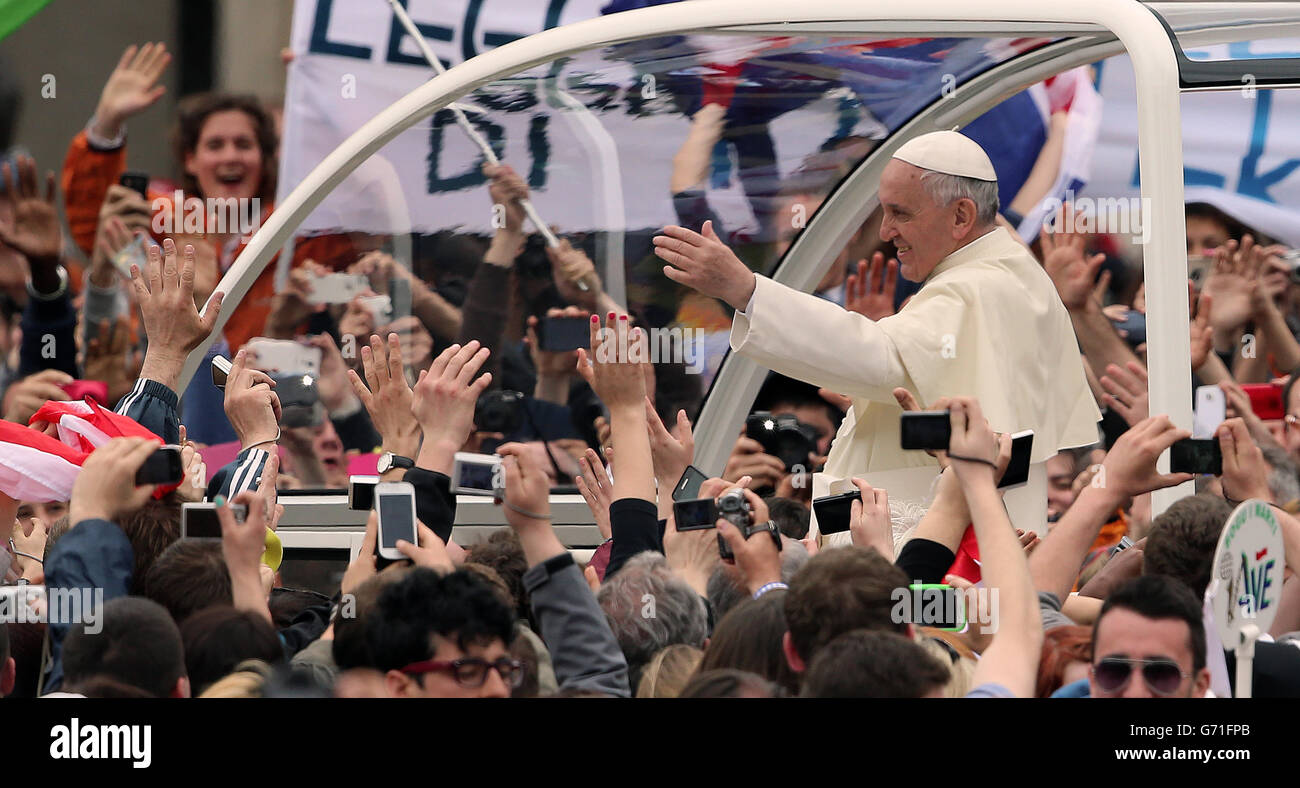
[918,169,1000,227]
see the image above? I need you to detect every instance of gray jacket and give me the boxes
[523,553,630,697]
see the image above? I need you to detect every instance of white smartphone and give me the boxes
[375,481,418,560]
[451,452,503,497]
[1193,385,1227,439]
[305,272,369,305]
[360,294,393,326]
[245,338,322,376]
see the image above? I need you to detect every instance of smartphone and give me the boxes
[111,234,150,279]
[389,277,412,320]
[360,294,393,326]
[349,475,379,511]
[212,354,232,389]
[245,338,322,375]
[135,445,184,485]
[672,496,719,531]
[811,490,861,535]
[1170,438,1223,475]
[998,430,1034,489]
[451,452,503,497]
[304,272,368,305]
[1193,385,1227,439]
[671,465,708,503]
[119,171,150,200]
[538,315,590,352]
[180,502,243,539]
[906,583,965,631]
[900,411,951,451]
[1110,310,1146,346]
[376,481,418,560]
[60,380,109,404]
[1241,383,1285,421]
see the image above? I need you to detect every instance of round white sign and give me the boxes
[1209,500,1286,646]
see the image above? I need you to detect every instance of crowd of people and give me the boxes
[0,36,1298,701]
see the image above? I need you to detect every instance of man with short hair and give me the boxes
[62,597,191,698]
[656,130,1099,534]
[365,568,520,699]
[799,629,950,698]
[1089,575,1210,698]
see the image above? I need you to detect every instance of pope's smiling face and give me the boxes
[878,160,978,282]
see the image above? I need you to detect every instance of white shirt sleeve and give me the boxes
[730,273,909,402]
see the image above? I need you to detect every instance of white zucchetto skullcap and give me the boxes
[892,130,997,182]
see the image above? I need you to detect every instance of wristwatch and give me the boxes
[376,452,415,474]
[743,520,783,551]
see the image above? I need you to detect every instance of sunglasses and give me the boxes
[1092,657,1190,696]
[400,657,524,690]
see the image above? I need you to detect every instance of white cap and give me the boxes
[892,130,997,182]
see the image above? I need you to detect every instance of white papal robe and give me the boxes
[730,227,1101,536]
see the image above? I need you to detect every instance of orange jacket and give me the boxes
[62,130,354,352]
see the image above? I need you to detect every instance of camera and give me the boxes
[716,488,754,561]
[475,389,526,434]
[746,411,819,472]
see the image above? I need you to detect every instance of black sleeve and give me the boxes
[404,466,457,544]
[894,538,956,585]
[19,288,78,378]
[277,602,333,658]
[605,497,662,579]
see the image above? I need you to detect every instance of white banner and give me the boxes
[1086,42,1300,248]
[279,0,875,236]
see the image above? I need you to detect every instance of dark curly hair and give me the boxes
[173,92,278,201]
[365,568,516,672]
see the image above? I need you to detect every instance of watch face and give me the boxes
[377,454,392,473]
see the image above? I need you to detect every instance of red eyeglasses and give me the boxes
[399,657,524,689]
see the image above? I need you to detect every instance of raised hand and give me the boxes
[348,332,419,458]
[848,478,893,559]
[2,368,71,424]
[575,448,613,540]
[130,238,225,391]
[1189,288,1214,370]
[484,162,528,235]
[92,43,171,140]
[1040,204,1105,311]
[68,437,161,525]
[720,433,784,490]
[1202,236,1261,334]
[411,340,492,473]
[645,397,694,491]
[945,397,1000,486]
[224,348,281,451]
[1098,414,1194,500]
[0,156,61,265]
[654,221,756,310]
[1216,417,1271,502]
[525,306,589,389]
[545,239,602,308]
[1098,360,1150,427]
[576,314,647,412]
[305,332,355,414]
[844,252,899,321]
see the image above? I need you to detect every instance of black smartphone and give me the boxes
[672,496,718,531]
[180,502,244,539]
[135,445,183,486]
[671,465,707,502]
[998,430,1034,489]
[900,411,951,451]
[539,315,591,352]
[1170,438,1222,475]
[349,475,379,511]
[812,490,862,535]
[119,171,150,200]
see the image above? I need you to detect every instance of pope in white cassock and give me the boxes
[654,130,1101,536]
